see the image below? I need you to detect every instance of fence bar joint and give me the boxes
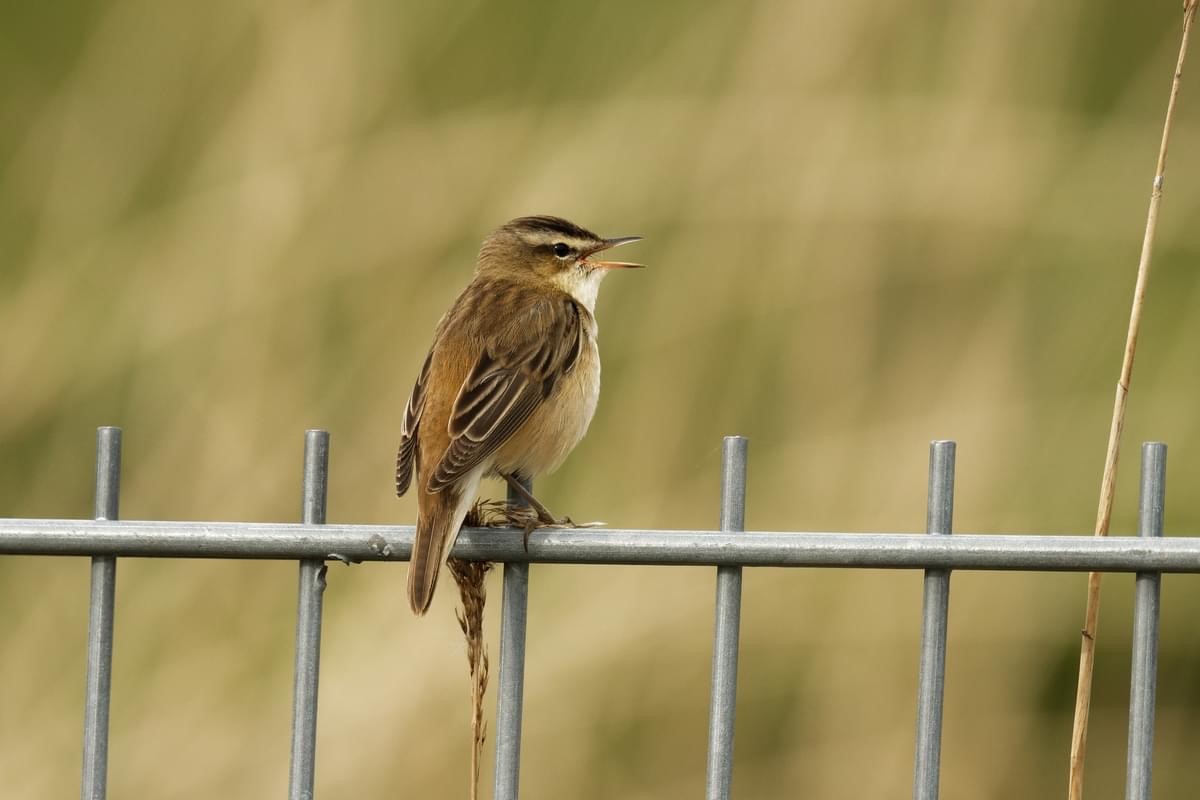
[1125,442,1166,800]
[913,440,956,800]
[289,430,330,800]
[705,436,748,800]
[81,426,121,800]
[494,478,532,800]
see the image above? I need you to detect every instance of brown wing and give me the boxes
[427,295,583,493]
[395,348,433,497]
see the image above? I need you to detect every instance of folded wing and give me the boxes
[395,349,433,497]
[428,294,583,492]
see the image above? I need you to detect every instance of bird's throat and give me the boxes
[553,267,606,314]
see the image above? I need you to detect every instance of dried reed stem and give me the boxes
[1067,4,1198,798]
[449,551,492,800]
[448,498,530,800]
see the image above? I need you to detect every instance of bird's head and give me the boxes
[477,216,642,310]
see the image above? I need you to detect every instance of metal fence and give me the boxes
[0,427,1186,800]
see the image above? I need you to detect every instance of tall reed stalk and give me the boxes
[1067,4,1199,797]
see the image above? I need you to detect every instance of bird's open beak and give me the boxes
[586,235,644,269]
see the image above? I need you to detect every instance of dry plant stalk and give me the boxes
[1068,3,1199,798]
[449,552,492,800]
[448,499,531,800]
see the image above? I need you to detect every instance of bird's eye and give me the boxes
[552,242,572,259]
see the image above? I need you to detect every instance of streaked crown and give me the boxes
[478,216,605,272]
[474,216,643,312]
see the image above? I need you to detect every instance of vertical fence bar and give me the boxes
[289,430,330,800]
[82,426,121,800]
[705,436,748,800]
[913,440,956,800]
[494,478,532,800]
[1125,442,1166,800]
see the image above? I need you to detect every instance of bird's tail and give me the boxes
[408,481,477,615]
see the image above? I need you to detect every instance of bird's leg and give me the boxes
[521,517,537,553]
[500,472,571,526]
[499,473,606,549]
[500,472,584,551]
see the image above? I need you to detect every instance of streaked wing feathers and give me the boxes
[395,349,433,497]
[428,295,582,492]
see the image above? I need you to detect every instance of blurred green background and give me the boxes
[3,1,1200,797]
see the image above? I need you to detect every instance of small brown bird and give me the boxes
[396,216,642,614]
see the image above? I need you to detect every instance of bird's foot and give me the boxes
[499,472,604,550]
[521,517,536,552]
[516,510,580,551]
[519,514,605,529]
[516,516,610,549]
[501,472,566,524]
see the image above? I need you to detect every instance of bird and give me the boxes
[396,215,643,614]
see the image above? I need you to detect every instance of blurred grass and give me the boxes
[2,0,1200,797]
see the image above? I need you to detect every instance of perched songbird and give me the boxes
[396,216,643,614]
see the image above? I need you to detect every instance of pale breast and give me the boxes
[493,331,601,479]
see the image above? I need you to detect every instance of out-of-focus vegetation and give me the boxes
[2,1,1200,797]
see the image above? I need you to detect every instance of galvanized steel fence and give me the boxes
[0,427,1186,800]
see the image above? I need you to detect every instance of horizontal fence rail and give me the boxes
[3,522,1200,571]
[0,430,1186,800]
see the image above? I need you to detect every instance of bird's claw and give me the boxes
[522,518,536,552]
[518,513,603,550]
